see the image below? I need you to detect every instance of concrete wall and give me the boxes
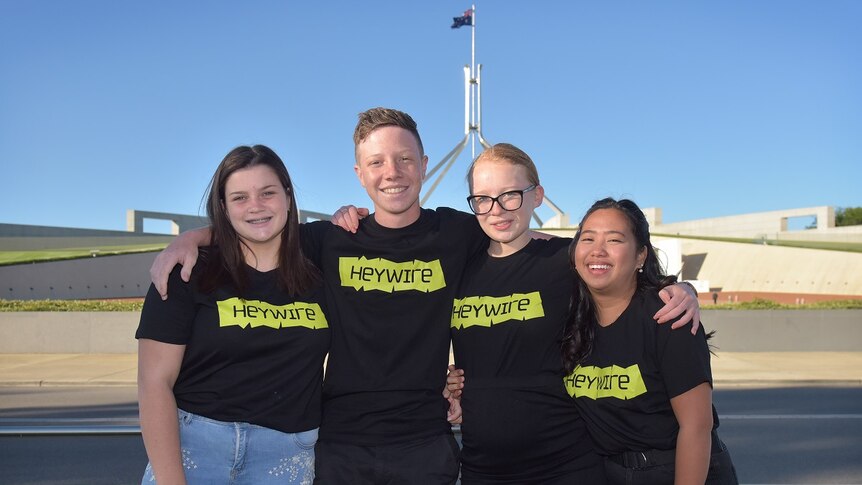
[650,206,834,238]
[126,210,208,235]
[647,206,862,243]
[1,252,157,300]
[0,223,174,250]
[1,310,859,353]
[668,237,862,295]
[702,310,862,352]
[0,312,139,353]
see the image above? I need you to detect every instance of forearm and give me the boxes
[185,226,212,247]
[139,382,186,485]
[674,423,711,484]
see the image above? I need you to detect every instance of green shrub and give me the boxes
[706,298,862,310]
[0,299,143,312]
[805,299,862,309]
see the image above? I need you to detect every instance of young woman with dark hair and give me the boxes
[562,197,738,484]
[136,145,328,484]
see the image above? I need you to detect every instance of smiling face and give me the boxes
[223,164,290,262]
[573,208,647,298]
[469,158,543,257]
[354,125,428,228]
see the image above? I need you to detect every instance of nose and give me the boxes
[591,240,608,255]
[248,195,265,211]
[383,160,401,179]
[488,199,506,215]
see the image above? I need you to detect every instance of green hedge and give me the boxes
[706,298,862,310]
[0,300,144,312]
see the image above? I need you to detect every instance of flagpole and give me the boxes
[470,4,477,159]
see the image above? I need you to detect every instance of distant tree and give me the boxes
[836,207,862,226]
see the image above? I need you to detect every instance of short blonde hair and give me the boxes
[353,107,424,155]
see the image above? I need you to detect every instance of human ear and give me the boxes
[533,184,545,208]
[637,246,648,268]
[354,164,366,188]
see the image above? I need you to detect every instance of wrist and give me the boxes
[680,281,698,297]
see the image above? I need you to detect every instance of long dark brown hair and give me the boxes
[561,198,680,373]
[198,145,319,296]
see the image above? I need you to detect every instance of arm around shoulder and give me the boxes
[654,283,701,334]
[150,227,212,300]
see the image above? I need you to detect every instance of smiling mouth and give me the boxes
[381,187,407,194]
[588,264,611,270]
[247,217,272,224]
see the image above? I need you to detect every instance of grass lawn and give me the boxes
[0,244,168,266]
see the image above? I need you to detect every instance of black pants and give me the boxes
[314,433,460,484]
[603,432,739,485]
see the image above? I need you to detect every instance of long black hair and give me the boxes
[561,197,678,373]
[198,145,319,297]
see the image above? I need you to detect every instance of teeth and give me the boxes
[382,187,406,194]
[589,264,610,270]
[248,217,270,224]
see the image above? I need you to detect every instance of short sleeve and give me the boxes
[657,319,713,399]
[135,266,197,345]
[300,221,330,268]
[440,207,489,260]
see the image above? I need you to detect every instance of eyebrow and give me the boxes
[364,149,415,160]
[580,229,627,237]
[227,185,279,196]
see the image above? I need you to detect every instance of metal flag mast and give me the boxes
[422,5,568,226]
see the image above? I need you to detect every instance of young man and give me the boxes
[302,108,486,482]
[150,107,699,484]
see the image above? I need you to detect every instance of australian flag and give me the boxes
[451,9,473,29]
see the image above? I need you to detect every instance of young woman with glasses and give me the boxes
[448,143,701,484]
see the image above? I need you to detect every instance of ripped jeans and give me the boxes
[142,409,317,485]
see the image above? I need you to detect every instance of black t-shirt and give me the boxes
[135,262,330,433]
[564,290,717,455]
[452,237,597,479]
[302,207,487,444]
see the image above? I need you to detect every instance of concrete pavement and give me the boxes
[1,352,861,387]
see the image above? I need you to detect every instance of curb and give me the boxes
[714,379,862,387]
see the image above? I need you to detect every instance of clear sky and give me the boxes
[2,1,859,234]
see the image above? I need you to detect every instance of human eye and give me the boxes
[499,191,519,202]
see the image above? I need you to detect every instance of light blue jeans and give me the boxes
[142,409,317,484]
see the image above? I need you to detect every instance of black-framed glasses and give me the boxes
[466,185,536,215]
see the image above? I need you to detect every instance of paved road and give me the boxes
[1,385,861,484]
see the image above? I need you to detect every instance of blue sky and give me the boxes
[2,1,859,234]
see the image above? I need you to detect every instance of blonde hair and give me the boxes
[467,143,540,191]
[353,107,424,155]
